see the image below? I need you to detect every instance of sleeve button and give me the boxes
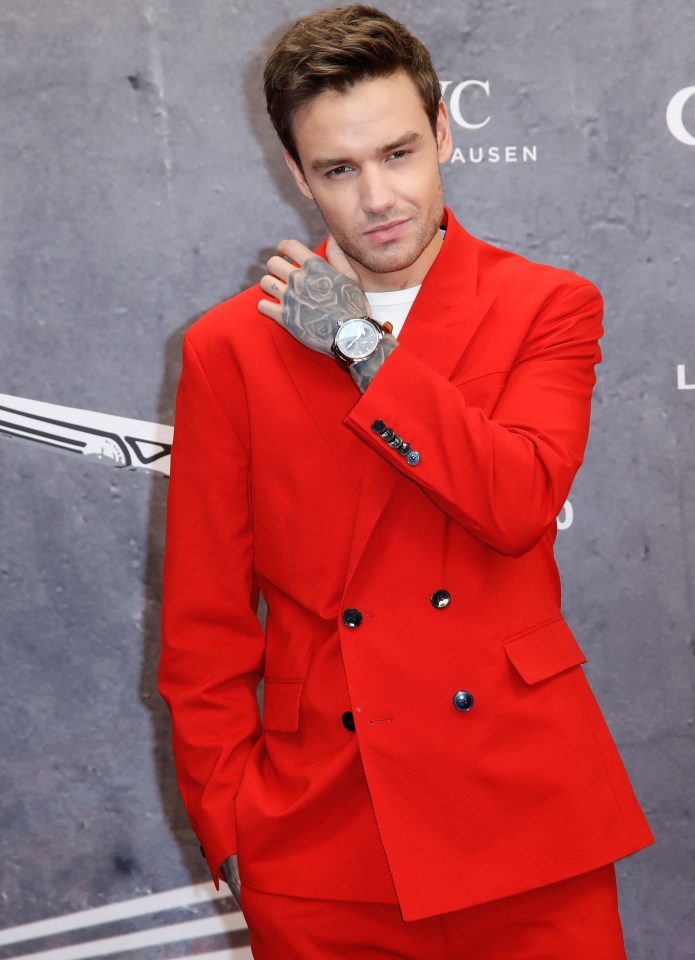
[406,450,421,466]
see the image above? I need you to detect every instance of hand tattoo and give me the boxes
[221,853,242,907]
[282,257,369,358]
[349,335,400,394]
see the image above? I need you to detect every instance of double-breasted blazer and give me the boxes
[159,208,653,921]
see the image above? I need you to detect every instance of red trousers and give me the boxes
[242,865,626,960]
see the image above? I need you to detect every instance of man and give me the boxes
[159,6,653,957]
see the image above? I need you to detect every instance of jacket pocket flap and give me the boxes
[504,618,587,685]
[262,678,303,732]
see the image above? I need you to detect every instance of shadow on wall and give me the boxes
[243,21,330,261]
[136,13,328,916]
[138,318,252,949]
[137,316,255,960]
[138,319,195,882]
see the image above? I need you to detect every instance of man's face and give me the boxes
[284,72,453,291]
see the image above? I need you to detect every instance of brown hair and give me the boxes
[263,5,441,165]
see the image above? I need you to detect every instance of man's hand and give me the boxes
[258,237,370,357]
[220,853,242,907]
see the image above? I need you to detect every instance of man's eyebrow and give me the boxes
[311,154,353,172]
[310,131,423,172]
[379,131,422,154]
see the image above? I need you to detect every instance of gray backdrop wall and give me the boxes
[1,2,693,958]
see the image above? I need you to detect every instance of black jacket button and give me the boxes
[380,427,395,442]
[406,450,421,466]
[398,442,411,456]
[342,608,363,628]
[453,690,475,712]
[342,711,356,731]
[388,435,403,449]
[371,419,387,434]
[431,589,451,609]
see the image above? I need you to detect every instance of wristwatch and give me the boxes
[332,317,393,367]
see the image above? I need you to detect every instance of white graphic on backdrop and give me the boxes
[677,363,695,390]
[441,79,492,130]
[0,881,249,960]
[0,393,574,527]
[440,78,539,165]
[557,500,573,531]
[0,393,173,475]
[666,86,695,145]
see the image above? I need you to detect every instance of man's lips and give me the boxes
[364,219,410,243]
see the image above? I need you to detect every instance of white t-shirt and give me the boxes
[365,285,421,339]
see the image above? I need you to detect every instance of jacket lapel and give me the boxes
[398,209,496,380]
[344,209,497,584]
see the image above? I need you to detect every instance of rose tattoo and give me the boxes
[281,257,370,356]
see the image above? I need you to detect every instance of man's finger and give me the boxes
[259,274,286,299]
[276,238,318,266]
[266,255,294,283]
[326,234,360,282]
[258,297,282,321]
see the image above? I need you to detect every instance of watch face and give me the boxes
[335,318,380,360]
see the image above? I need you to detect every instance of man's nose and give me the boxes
[359,165,396,214]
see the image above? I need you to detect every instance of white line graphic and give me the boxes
[170,950,252,960]
[0,881,248,960]
[1,913,247,960]
[0,882,232,946]
[0,393,173,475]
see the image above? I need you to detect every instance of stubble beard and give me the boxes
[319,180,445,277]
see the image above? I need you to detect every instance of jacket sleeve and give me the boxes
[344,282,603,556]
[159,332,264,885]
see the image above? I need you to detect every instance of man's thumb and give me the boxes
[325,234,361,282]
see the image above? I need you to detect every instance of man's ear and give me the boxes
[284,150,315,201]
[435,100,453,165]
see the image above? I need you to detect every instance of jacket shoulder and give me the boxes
[473,235,602,309]
[185,283,271,354]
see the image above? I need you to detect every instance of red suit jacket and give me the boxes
[159,208,653,921]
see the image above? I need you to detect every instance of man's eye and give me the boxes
[326,165,353,178]
[388,150,410,161]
